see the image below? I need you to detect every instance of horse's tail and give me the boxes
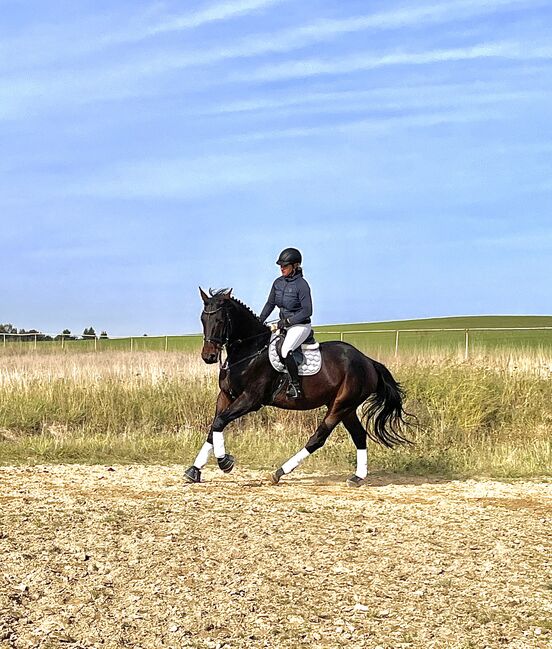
[360,360,413,448]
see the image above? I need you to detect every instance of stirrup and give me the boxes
[286,382,302,399]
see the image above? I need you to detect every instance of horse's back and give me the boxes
[318,339,376,374]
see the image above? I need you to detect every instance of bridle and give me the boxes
[202,302,271,370]
[202,304,231,348]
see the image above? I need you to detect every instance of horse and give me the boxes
[184,288,411,486]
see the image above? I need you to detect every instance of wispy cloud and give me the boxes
[64,153,326,200]
[198,83,548,117]
[0,0,289,71]
[2,37,549,122]
[138,0,288,38]
[221,107,506,142]
[230,42,531,83]
[103,0,552,78]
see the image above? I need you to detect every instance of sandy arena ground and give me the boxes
[0,465,551,649]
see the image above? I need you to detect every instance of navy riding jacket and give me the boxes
[259,270,312,325]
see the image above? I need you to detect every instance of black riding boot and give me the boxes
[284,352,302,398]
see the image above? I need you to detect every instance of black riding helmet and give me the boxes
[276,247,302,266]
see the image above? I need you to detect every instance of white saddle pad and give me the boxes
[268,334,322,376]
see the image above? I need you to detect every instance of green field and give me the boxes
[316,315,552,356]
[2,315,552,356]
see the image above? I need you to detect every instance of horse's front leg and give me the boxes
[184,391,259,483]
[184,390,231,483]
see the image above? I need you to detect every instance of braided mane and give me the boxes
[208,288,263,324]
[231,297,262,322]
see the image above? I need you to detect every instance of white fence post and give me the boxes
[395,330,400,357]
[130,337,134,352]
[465,329,469,360]
[165,336,168,352]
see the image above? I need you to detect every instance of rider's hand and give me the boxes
[270,323,279,333]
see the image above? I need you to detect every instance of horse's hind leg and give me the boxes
[342,410,368,487]
[271,402,349,484]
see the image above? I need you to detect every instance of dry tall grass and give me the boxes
[0,349,550,477]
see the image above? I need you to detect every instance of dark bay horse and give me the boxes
[184,288,411,486]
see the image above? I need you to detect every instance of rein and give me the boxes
[221,330,271,370]
[220,340,270,370]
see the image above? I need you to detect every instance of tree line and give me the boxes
[0,324,108,341]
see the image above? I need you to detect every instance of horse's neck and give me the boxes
[229,303,268,344]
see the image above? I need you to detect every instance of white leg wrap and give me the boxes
[282,447,310,474]
[212,431,226,458]
[356,449,368,479]
[193,442,213,469]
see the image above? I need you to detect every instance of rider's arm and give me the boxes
[287,279,312,325]
[259,282,276,323]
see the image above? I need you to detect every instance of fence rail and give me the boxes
[317,327,552,359]
[2,327,552,358]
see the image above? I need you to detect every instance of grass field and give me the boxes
[0,347,550,478]
[3,315,552,356]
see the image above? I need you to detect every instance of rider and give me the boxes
[259,247,313,399]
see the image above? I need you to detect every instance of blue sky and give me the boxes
[1,0,551,336]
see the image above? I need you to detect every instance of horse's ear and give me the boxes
[224,288,233,299]
[199,287,209,304]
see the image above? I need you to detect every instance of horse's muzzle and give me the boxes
[201,342,220,364]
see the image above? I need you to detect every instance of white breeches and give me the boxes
[281,324,312,357]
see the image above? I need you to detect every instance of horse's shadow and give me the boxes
[237,472,452,489]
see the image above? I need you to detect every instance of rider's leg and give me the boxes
[281,324,311,398]
[284,352,302,397]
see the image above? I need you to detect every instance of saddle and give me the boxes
[268,333,322,376]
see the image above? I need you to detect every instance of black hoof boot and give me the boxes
[217,454,235,473]
[184,466,201,483]
[270,467,285,485]
[346,474,365,488]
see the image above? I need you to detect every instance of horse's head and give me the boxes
[199,287,233,364]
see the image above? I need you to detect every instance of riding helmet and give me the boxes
[276,247,302,266]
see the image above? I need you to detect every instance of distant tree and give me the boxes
[1,324,51,342]
[100,331,108,339]
[18,328,31,342]
[55,329,76,342]
[82,327,97,339]
[0,324,17,341]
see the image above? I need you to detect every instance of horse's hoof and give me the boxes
[346,475,365,488]
[184,466,201,483]
[217,454,235,473]
[270,468,285,485]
